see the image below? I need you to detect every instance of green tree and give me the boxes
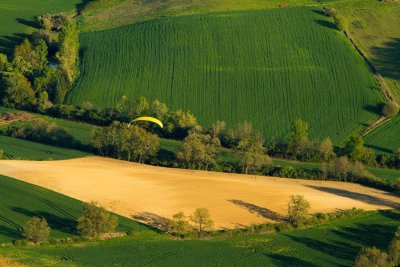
[354,247,388,267]
[1,72,35,108]
[36,91,51,112]
[127,125,159,163]
[288,195,310,227]
[235,133,270,174]
[168,212,190,236]
[343,135,371,163]
[288,119,309,155]
[394,178,400,191]
[382,101,399,118]
[210,120,226,139]
[151,99,168,119]
[389,240,400,265]
[0,53,10,72]
[56,18,79,82]
[134,96,149,117]
[77,201,118,239]
[176,131,220,169]
[190,208,214,237]
[24,217,50,244]
[319,137,335,161]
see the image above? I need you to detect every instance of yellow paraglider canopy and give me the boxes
[128,116,163,128]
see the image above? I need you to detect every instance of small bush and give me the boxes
[288,195,310,228]
[13,239,28,247]
[24,217,50,244]
[77,201,118,239]
[382,101,399,118]
[354,247,388,267]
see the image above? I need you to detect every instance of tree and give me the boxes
[176,131,220,169]
[168,212,190,237]
[394,178,400,191]
[288,119,309,155]
[134,96,149,117]
[77,201,118,239]
[343,135,369,162]
[127,125,159,163]
[210,120,226,139]
[24,217,50,244]
[389,240,400,265]
[235,133,271,174]
[190,208,214,237]
[56,18,79,82]
[288,195,310,227]
[354,247,388,267]
[319,137,335,161]
[151,99,168,119]
[0,53,10,72]
[382,101,399,118]
[327,156,353,182]
[225,121,252,147]
[1,72,35,108]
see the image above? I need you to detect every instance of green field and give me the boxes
[68,7,382,144]
[0,0,80,54]
[0,136,89,160]
[2,209,399,266]
[365,115,400,155]
[0,175,154,244]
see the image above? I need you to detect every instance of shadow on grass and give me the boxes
[228,199,285,222]
[371,38,400,81]
[0,33,31,55]
[306,185,400,208]
[11,207,78,235]
[365,144,394,154]
[266,253,318,267]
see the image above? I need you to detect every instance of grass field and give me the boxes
[2,209,399,266]
[0,175,154,244]
[0,0,80,54]
[0,136,89,160]
[68,7,382,144]
[365,114,400,155]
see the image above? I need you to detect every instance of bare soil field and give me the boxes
[0,157,399,229]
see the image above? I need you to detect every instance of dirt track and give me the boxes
[0,157,399,229]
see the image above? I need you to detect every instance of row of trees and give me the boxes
[22,202,118,244]
[0,13,79,111]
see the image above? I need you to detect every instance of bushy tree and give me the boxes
[235,133,270,174]
[24,217,50,244]
[319,137,335,161]
[224,121,252,147]
[382,101,399,118]
[343,135,375,165]
[1,72,35,108]
[168,212,190,236]
[56,18,79,82]
[190,208,214,237]
[288,119,309,155]
[354,247,388,267]
[176,131,220,169]
[288,195,310,227]
[77,202,118,239]
[151,99,168,120]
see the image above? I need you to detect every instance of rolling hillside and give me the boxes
[67,7,382,144]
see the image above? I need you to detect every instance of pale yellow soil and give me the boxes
[0,157,399,229]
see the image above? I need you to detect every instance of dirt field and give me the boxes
[1,157,399,229]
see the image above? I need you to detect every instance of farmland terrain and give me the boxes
[1,157,399,229]
[67,7,382,143]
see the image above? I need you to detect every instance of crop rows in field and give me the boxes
[365,114,400,154]
[68,7,382,144]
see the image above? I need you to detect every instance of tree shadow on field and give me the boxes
[16,18,40,29]
[132,212,171,231]
[371,38,400,81]
[365,144,393,155]
[363,103,384,116]
[0,33,31,55]
[305,185,400,208]
[314,19,338,30]
[228,199,285,222]
[11,207,78,235]
[332,223,397,250]
[265,253,318,267]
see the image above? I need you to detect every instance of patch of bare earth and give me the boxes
[0,157,399,229]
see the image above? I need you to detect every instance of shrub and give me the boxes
[77,202,118,239]
[354,247,388,267]
[24,217,50,244]
[382,101,399,118]
[168,212,190,237]
[288,195,310,228]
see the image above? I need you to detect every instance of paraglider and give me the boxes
[128,116,163,128]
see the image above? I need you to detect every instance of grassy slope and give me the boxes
[68,7,382,144]
[0,0,81,54]
[2,210,399,266]
[0,175,155,244]
[0,136,89,160]
[365,114,400,154]
[80,0,316,32]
